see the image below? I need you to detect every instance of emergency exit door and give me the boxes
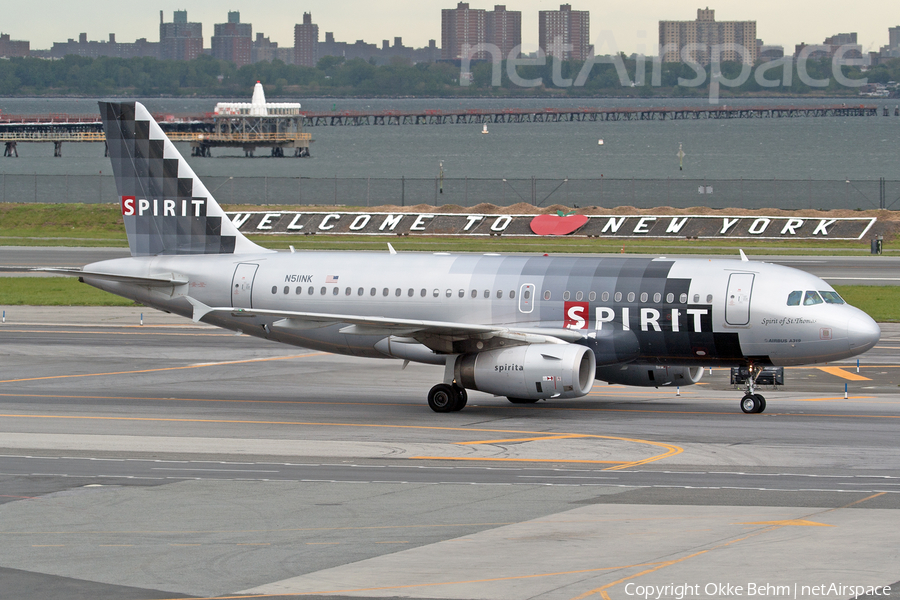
[232,263,259,309]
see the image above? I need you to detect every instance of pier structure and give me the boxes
[201,81,313,157]
[299,104,881,126]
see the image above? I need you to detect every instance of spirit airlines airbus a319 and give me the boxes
[50,102,881,414]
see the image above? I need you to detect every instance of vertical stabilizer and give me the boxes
[100,101,269,257]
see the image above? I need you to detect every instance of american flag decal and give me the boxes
[326,275,339,283]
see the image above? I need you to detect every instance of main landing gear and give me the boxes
[739,363,767,414]
[427,383,467,413]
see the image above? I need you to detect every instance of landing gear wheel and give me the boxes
[452,385,468,411]
[754,394,766,413]
[507,397,539,404]
[740,394,762,414]
[428,383,459,413]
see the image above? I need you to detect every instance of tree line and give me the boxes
[0,53,897,97]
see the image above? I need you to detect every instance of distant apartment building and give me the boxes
[0,33,29,58]
[160,10,203,61]
[538,4,591,61]
[251,33,278,64]
[294,13,319,67]
[485,5,522,58]
[442,2,487,60]
[795,33,863,64]
[50,33,158,59]
[659,7,757,65]
[890,26,900,50]
[211,11,252,67]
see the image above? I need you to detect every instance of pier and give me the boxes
[299,104,887,125]
[0,102,890,157]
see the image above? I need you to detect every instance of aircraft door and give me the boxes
[725,273,754,326]
[232,263,259,309]
[518,283,535,314]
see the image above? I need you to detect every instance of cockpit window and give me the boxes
[803,290,824,305]
[820,291,845,305]
[787,290,802,306]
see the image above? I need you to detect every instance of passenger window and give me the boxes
[383,288,389,297]
[614,292,622,302]
[787,290,802,306]
[358,287,364,296]
[458,289,465,298]
[446,289,452,298]
[693,294,700,303]
[544,290,551,300]
[654,293,661,303]
[679,293,687,303]
[640,292,648,302]
[601,291,610,302]
[627,292,635,302]
[575,291,583,301]
[333,287,339,296]
[309,286,315,295]
[589,291,596,301]
[345,287,351,296]
[320,287,327,295]
[666,293,674,303]
[509,290,515,299]
[408,288,414,297]
[283,286,289,295]
[271,286,277,294]
[820,291,845,305]
[471,289,477,298]
[395,288,402,297]
[563,291,570,301]
[706,294,713,303]
[433,289,439,298]
[804,290,824,305]
[296,286,302,295]
[421,289,427,297]
[523,289,531,300]
[496,290,502,299]
[370,287,376,296]
[484,290,490,298]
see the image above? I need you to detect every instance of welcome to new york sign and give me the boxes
[225,212,877,240]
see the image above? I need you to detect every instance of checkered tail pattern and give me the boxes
[100,101,263,257]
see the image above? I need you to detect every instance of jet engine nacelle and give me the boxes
[455,343,596,400]
[595,364,704,387]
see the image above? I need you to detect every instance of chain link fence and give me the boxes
[2,174,898,211]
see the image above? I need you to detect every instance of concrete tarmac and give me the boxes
[0,308,898,599]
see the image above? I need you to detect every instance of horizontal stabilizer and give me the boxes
[2,267,188,287]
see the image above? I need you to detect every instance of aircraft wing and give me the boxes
[184,296,585,347]
[0,267,189,287]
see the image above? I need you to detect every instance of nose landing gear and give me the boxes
[740,363,766,414]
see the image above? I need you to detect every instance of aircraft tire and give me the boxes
[452,386,468,411]
[740,394,761,414]
[754,394,766,413]
[428,383,459,413]
[507,397,539,404]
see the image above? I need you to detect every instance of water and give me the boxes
[1,97,899,181]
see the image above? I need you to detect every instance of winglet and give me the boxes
[387,243,397,255]
[739,249,749,262]
[185,296,215,323]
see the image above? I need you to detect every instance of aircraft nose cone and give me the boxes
[848,315,880,353]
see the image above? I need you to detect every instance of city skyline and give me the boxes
[3,0,898,57]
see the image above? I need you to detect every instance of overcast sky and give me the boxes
[5,1,897,54]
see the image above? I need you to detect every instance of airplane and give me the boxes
[43,102,881,414]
